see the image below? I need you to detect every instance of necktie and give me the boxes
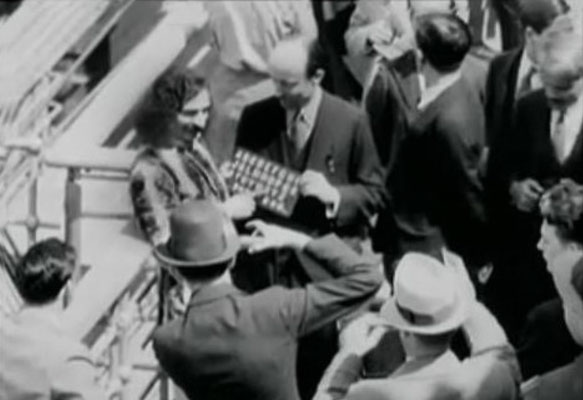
[552,110,568,163]
[288,110,306,154]
[517,66,536,99]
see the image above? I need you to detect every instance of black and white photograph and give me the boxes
[0,1,582,399]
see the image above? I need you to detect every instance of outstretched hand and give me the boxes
[339,313,389,357]
[240,220,311,254]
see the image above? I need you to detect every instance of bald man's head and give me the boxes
[539,16,583,109]
[268,37,326,110]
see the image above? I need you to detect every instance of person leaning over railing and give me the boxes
[0,239,105,400]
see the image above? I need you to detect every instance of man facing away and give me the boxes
[0,239,104,400]
[373,12,489,278]
[151,199,383,400]
[314,251,520,400]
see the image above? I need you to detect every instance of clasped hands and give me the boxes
[239,220,311,254]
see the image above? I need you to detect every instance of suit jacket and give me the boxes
[236,91,386,239]
[152,235,383,400]
[518,298,582,380]
[523,354,583,400]
[484,48,522,146]
[375,78,489,268]
[495,90,583,189]
[487,89,583,237]
[315,347,519,400]
[0,308,103,400]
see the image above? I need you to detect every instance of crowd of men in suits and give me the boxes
[1,1,582,399]
[142,1,583,399]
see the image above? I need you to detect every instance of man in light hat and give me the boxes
[314,252,520,400]
[151,199,383,400]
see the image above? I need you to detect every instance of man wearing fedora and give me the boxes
[151,199,384,400]
[314,252,520,400]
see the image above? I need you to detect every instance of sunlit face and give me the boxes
[538,219,583,302]
[178,88,211,132]
[268,41,320,111]
[541,72,583,110]
[269,64,316,111]
[538,220,568,268]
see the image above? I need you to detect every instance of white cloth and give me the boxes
[286,86,323,151]
[417,71,462,110]
[550,94,583,162]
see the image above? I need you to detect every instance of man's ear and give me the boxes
[312,68,325,85]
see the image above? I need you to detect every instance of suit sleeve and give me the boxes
[275,234,383,337]
[430,116,490,267]
[335,113,387,229]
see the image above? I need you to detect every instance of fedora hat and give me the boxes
[154,199,239,267]
[380,252,469,335]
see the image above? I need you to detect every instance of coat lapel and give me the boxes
[500,48,522,111]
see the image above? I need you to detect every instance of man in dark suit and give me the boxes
[485,14,583,341]
[236,37,385,254]
[235,37,385,399]
[152,199,383,400]
[484,0,567,147]
[374,13,489,276]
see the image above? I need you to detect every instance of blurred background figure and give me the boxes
[0,239,104,400]
[204,0,318,164]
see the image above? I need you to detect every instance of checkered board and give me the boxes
[228,148,301,217]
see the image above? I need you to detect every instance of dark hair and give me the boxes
[305,38,328,78]
[174,259,232,283]
[15,239,75,305]
[518,0,568,34]
[540,179,583,245]
[135,107,182,148]
[415,13,472,72]
[152,69,206,113]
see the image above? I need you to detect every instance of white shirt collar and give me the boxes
[550,92,583,157]
[418,70,461,110]
[287,86,323,138]
[516,51,541,95]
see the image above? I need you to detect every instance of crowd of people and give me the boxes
[1,1,582,399]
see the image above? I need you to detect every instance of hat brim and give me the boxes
[153,229,240,268]
[380,287,470,335]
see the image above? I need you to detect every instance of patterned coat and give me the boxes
[129,143,228,245]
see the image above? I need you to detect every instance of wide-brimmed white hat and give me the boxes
[380,252,469,335]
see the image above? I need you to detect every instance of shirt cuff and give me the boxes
[325,188,342,219]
